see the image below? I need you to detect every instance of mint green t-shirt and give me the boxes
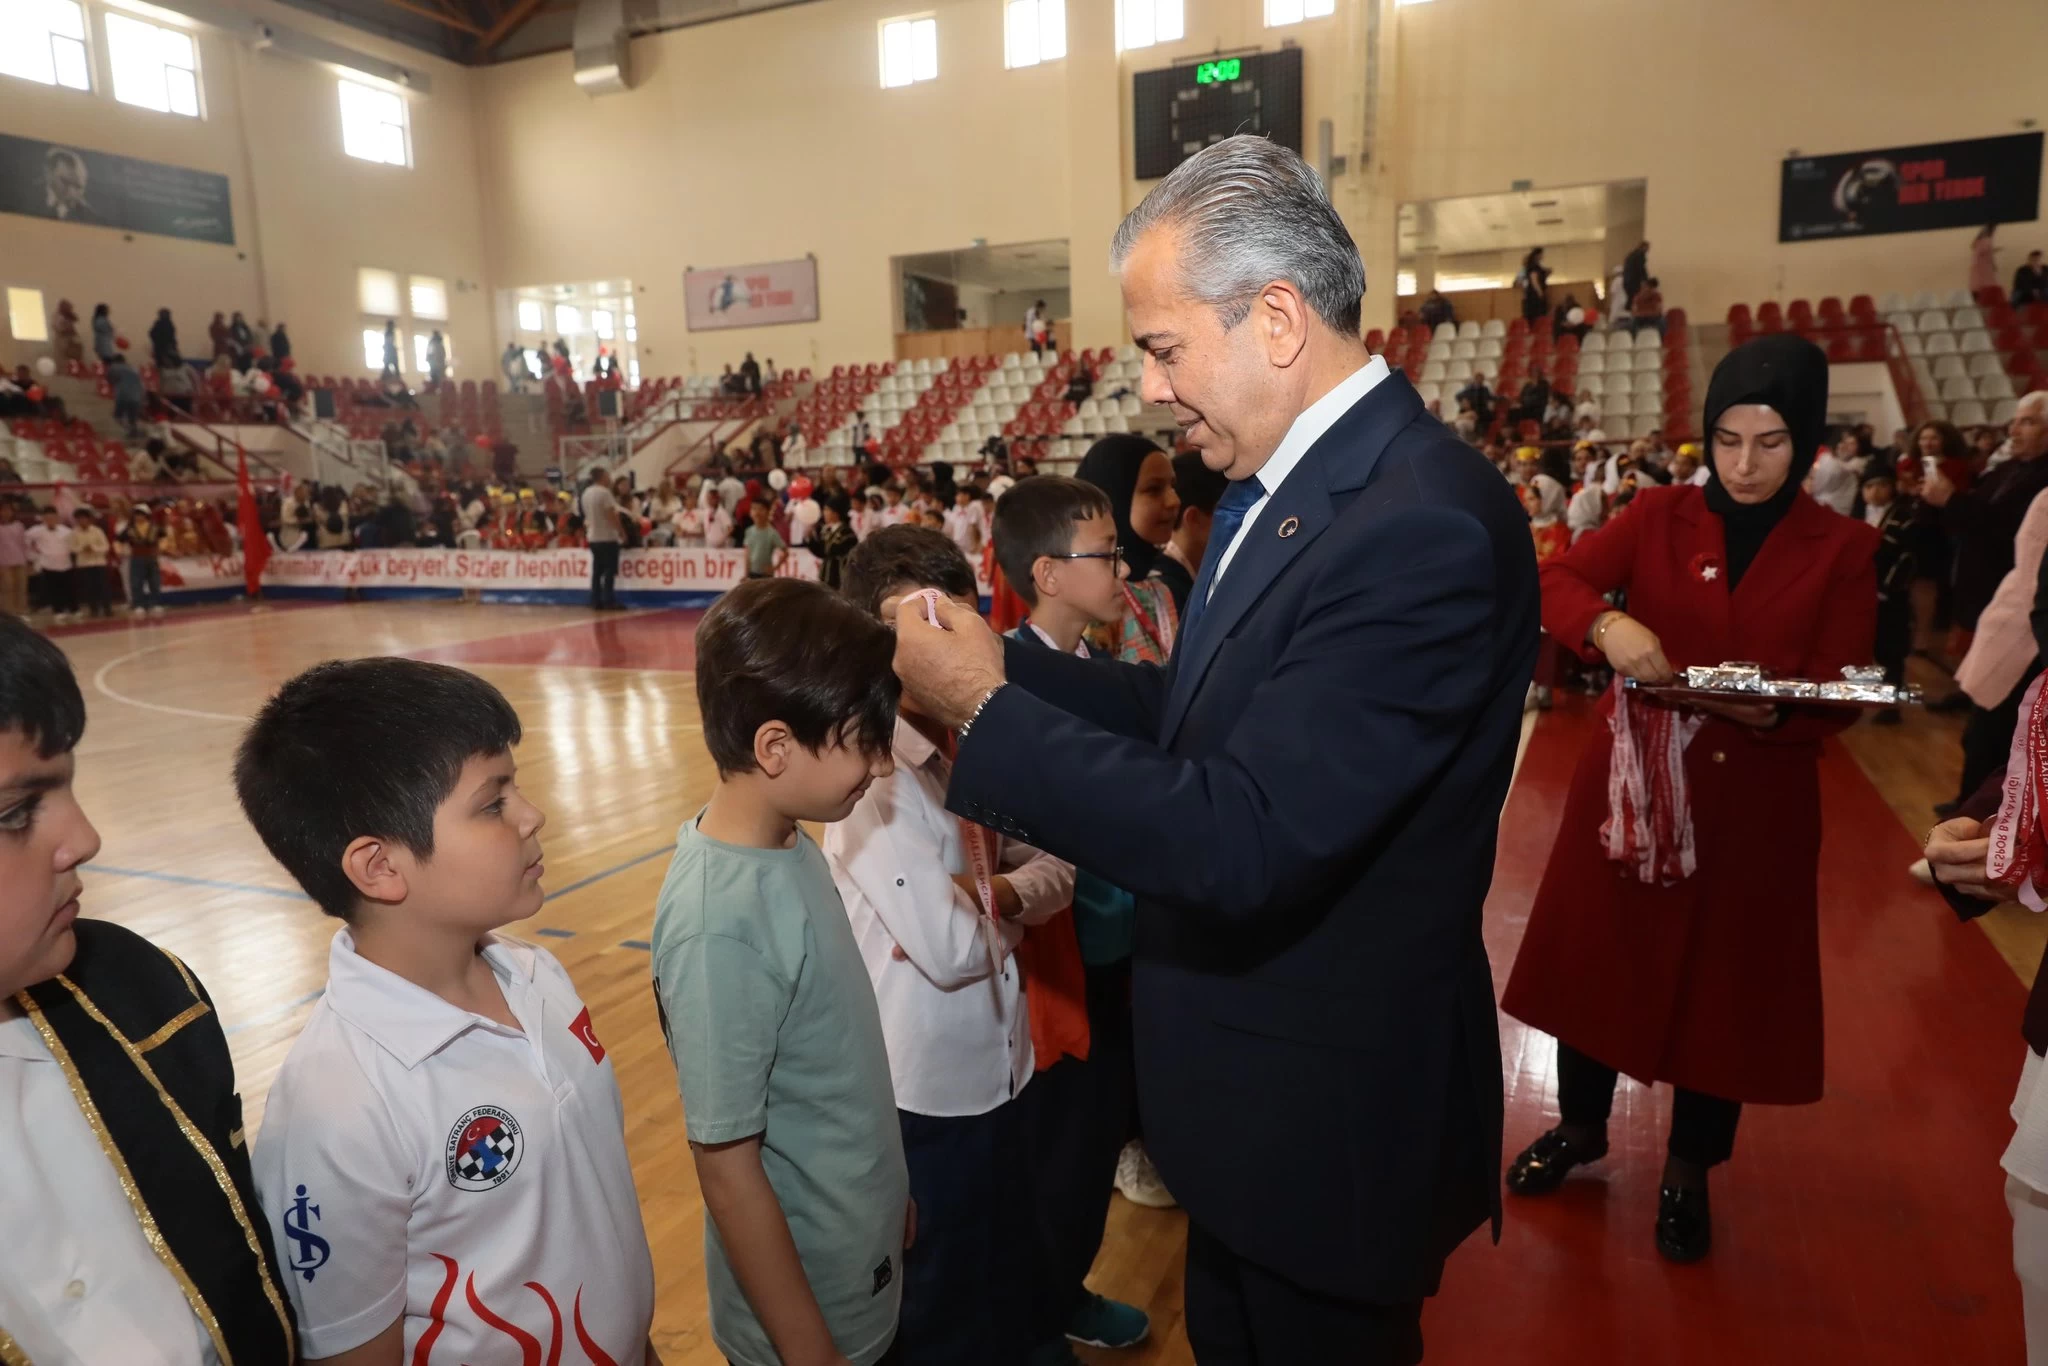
[650,818,907,1366]
[743,523,785,575]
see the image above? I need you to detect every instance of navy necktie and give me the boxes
[1178,477,1264,651]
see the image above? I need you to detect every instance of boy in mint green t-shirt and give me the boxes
[651,577,909,1366]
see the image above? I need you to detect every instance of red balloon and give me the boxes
[473,433,492,448]
[115,335,130,350]
[24,385,43,402]
[278,356,296,372]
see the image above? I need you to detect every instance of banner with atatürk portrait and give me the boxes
[0,131,234,244]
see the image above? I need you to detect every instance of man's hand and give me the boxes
[1925,816,2002,901]
[892,594,1006,729]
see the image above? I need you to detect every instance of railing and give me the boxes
[6,478,282,501]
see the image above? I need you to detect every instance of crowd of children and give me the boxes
[0,489,219,624]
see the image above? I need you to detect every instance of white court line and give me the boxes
[91,640,703,730]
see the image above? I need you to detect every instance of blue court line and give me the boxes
[536,927,576,939]
[88,865,309,901]
[620,940,651,951]
[545,844,676,902]
[224,988,324,1036]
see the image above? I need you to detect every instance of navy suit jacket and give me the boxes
[949,371,1538,1302]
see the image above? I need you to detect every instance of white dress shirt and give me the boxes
[1208,355,1390,598]
[0,1013,219,1366]
[824,715,1075,1117]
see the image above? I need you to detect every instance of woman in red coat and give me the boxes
[1500,335,1878,1262]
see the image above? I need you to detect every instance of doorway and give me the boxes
[1397,180,1646,325]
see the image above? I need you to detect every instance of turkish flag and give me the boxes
[236,448,269,598]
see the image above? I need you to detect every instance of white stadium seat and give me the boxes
[1959,330,1996,355]
[1951,306,1986,331]
[1931,354,1968,380]
[1979,373,2017,400]
[1579,353,1607,374]
[1457,320,1481,339]
[1916,310,1950,333]
[1878,292,1907,313]
[1581,332,1608,353]
[1952,400,1989,425]
[1481,320,1507,338]
[1943,289,1976,311]
[1886,312,1918,334]
[1969,353,2009,379]
[1925,333,1959,356]
[1634,329,1662,350]
[1994,399,2021,425]
[1909,291,1939,311]
[1939,376,1976,402]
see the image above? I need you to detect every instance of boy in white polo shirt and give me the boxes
[235,658,657,1365]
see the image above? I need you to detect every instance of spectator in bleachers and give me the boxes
[1622,241,1652,309]
[314,486,353,550]
[0,501,26,618]
[2015,250,2048,307]
[109,355,144,438]
[1631,277,1666,337]
[1519,246,1552,322]
[701,487,734,549]
[1573,413,1608,446]
[229,311,254,358]
[1025,299,1052,357]
[783,420,808,468]
[1517,367,1552,426]
[1552,294,1590,343]
[1972,224,2001,299]
[1064,359,1095,406]
[207,311,231,360]
[1419,289,1456,330]
[1453,401,1479,442]
[91,303,117,366]
[148,308,181,371]
[1458,370,1495,428]
[551,338,573,380]
[501,342,528,393]
[592,349,618,384]
[382,320,401,376]
[269,320,291,363]
[50,299,82,366]
[426,330,447,388]
[1543,391,1575,441]
[740,352,762,396]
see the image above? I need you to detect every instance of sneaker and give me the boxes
[1909,858,1935,886]
[1115,1141,1177,1209]
[130,607,146,619]
[150,606,166,619]
[1066,1292,1149,1350]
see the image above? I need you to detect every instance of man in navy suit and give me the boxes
[891,136,1539,1364]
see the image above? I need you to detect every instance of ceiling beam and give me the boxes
[476,0,548,53]
[370,0,485,34]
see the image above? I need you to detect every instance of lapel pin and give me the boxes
[1277,516,1300,539]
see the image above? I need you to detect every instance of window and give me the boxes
[105,12,199,116]
[516,299,544,332]
[879,15,937,89]
[362,327,392,370]
[1117,0,1182,50]
[2,0,90,91]
[1264,0,1334,25]
[339,78,409,167]
[357,267,401,317]
[554,304,582,335]
[7,288,50,342]
[408,274,447,320]
[1005,0,1064,68]
[592,308,614,340]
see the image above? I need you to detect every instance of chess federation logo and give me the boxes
[445,1105,524,1192]
[282,1184,330,1282]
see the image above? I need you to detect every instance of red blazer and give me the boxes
[1501,484,1877,1104]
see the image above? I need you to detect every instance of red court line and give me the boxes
[406,609,707,672]
[1429,696,2025,1364]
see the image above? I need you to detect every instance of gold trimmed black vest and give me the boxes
[11,920,297,1365]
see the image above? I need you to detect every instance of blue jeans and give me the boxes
[129,556,162,610]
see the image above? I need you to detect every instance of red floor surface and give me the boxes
[1429,696,2026,1364]
[408,608,707,672]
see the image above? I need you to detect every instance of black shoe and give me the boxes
[1871,708,1903,726]
[1655,1183,1712,1262]
[1505,1127,1609,1196]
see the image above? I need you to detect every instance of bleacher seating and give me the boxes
[1730,283,2047,427]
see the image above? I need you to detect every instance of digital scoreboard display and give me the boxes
[1133,47,1304,181]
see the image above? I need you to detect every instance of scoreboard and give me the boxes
[1132,47,1304,181]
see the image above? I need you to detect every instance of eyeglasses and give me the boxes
[1047,546,1124,569]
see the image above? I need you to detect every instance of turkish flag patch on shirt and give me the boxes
[569,1006,607,1063]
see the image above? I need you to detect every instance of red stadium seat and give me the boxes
[1817,297,1845,324]
[1788,299,1815,329]
[1848,295,1877,322]
[1756,301,1783,332]
[1824,336,1853,363]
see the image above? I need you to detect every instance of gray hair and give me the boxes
[1110,135,1364,338]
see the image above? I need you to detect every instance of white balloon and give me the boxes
[34,357,56,377]
[767,468,790,491]
[988,475,1016,499]
[1566,307,1586,326]
[792,497,821,531]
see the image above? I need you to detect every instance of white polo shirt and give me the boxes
[252,931,654,1363]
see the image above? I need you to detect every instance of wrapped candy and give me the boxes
[1630,662,1918,710]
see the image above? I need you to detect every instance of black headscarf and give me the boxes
[1076,434,1168,582]
[1701,334,1829,589]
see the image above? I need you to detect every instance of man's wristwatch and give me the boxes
[956,683,1006,744]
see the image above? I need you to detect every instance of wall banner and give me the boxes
[1779,132,2043,243]
[0,132,234,244]
[684,258,820,331]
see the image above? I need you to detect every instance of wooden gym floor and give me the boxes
[43,600,2038,1364]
